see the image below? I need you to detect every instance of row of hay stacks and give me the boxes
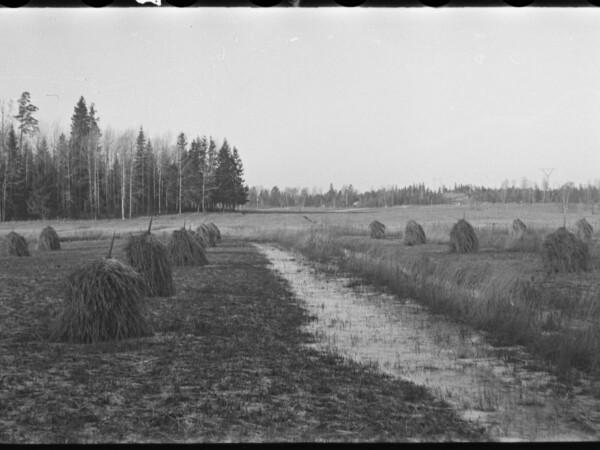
[1,226,62,257]
[52,220,222,344]
[368,216,595,274]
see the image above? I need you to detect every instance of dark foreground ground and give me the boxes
[0,239,485,442]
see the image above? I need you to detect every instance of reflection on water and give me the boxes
[256,243,600,442]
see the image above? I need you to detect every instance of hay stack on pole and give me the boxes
[208,222,222,243]
[541,227,590,273]
[369,220,386,239]
[124,217,175,297]
[168,225,209,266]
[404,220,426,246]
[37,226,61,251]
[5,231,30,256]
[575,218,593,244]
[511,218,527,239]
[51,232,152,343]
[199,223,216,247]
[449,219,479,253]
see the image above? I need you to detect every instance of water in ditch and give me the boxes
[256,243,600,442]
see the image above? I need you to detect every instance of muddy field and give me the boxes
[0,238,483,442]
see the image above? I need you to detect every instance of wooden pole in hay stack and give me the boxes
[5,231,30,256]
[168,226,209,266]
[575,218,593,244]
[449,219,479,253]
[369,220,385,239]
[404,220,426,246]
[542,227,590,273]
[51,232,152,343]
[37,226,61,251]
[124,217,175,297]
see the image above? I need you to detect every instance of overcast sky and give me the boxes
[0,8,599,191]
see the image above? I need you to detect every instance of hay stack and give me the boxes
[124,220,175,297]
[208,222,222,243]
[199,223,216,247]
[369,220,386,239]
[576,218,593,243]
[51,235,152,343]
[404,220,426,246]
[189,229,207,248]
[37,226,61,251]
[5,231,30,256]
[542,227,590,273]
[168,228,209,266]
[511,218,527,239]
[449,219,479,253]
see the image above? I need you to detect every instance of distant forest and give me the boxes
[0,92,249,221]
[250,181,600,211]
[249,182,600,211]
[1,92,597,221]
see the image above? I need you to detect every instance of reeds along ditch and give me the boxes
[252,226,600,375]
[51,258,152,343]
[168,228,209,266]
[5,231,30,256]
[124,232,175,297]
[37,226,61,251]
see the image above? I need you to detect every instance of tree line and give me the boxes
[0,92,249,221]
[249,182,600,210]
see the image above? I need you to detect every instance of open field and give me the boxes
[0,235,483,442]
[1,202,599,441]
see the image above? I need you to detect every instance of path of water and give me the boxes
[256,243,600,442]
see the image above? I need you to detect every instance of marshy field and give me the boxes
[1,202,600,442]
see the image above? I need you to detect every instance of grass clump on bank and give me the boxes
[541,227,590,274]
[449,219,478,253]
[37,226,61,251]
[4,231,30,256]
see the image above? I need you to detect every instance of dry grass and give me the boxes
[37,226,61,251]
[50,257,152,344]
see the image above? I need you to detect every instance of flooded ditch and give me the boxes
[256,243,600,442]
